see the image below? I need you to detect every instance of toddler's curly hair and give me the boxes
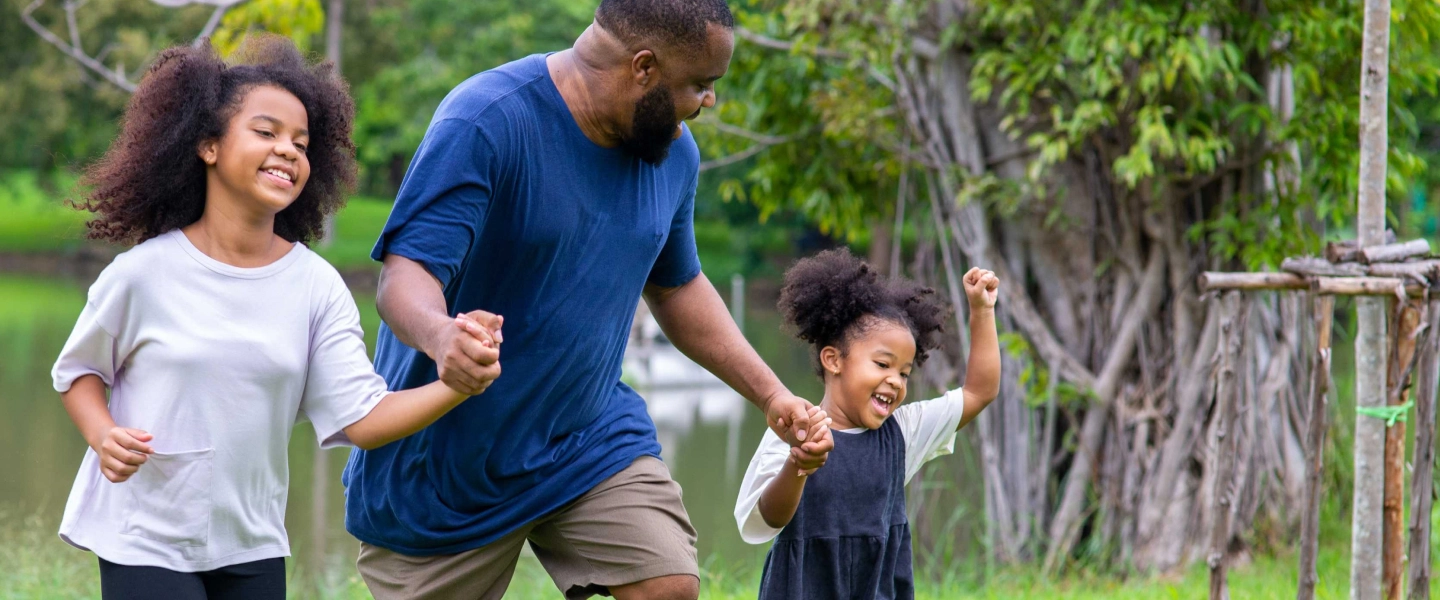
[778,248,948,376]
[75,35,355,245]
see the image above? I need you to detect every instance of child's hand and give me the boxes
[446,313,501,396]
[790,410,834,476]
[962,267,1000,309]
[96,426,153,483]
[455,312,499,348]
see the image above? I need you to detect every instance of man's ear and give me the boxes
[820,346,843,376]
[629,49,658,86]
[198,139,218,166]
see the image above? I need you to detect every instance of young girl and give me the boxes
[51,37,495,599]
[734,249,1000,599]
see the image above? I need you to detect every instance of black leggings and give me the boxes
[98,557,285,600]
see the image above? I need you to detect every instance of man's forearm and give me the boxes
[377,254,452,359]
[645,274,788,409]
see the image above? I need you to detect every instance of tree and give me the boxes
[705,0,1440,575]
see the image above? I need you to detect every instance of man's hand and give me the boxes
[765,392,815,446]
[963,267,1000,310]
[95,427,153,483]
[432,310,503,396]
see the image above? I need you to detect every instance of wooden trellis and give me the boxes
[1200,237,1440,600]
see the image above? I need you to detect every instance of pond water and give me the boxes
[0,272,843,578]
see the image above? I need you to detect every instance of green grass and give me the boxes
[0,170,88,254]
[6,506,1429,600]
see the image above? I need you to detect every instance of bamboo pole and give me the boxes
[1352,0,1392,596]
[1298,295,1335,600]
[1408,298,1440,600]
[1199,272,1308,291]
[1283,257,1367,278]
[1199,273,1423,298]
[1210,291,1246,600]
[1315,278,1420,301]
[1384,301,1423,599]
[1362,239,1430,264]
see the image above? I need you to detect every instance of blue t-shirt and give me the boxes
[342,54,702,555]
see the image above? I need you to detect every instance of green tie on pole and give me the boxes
[1357,401,1414,427]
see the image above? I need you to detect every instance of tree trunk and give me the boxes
[321,0,344,247]
[1209,292,1248,599]
[1407,298,1440,600]
[1298,295,1334,600]
[1352,0,1393,596]
[1385,301,1423,600]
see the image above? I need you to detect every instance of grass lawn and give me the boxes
[4,505,1427,600]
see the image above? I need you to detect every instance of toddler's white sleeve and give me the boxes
[298,281,391,448]
[894,389,967,484]
[734,429,793,544]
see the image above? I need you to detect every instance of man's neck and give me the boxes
[547,26,628,148]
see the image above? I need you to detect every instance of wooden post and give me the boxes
[1385,301,1423,599]
[1352,0,1392,596]
[731,273,746,333]
[1210,291,1246,600]
[1408,298,1440,600]
[1298,294,1335,600]
[310,446,330,588]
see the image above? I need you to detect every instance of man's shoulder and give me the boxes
[433,54,551,125]
[664,124,701,177]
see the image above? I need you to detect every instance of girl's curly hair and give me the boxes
[75,35,356,245]
[779,248,948,376]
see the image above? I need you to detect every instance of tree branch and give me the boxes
[695,120,818,172]
[194,2,233,47]
[734,26,895,91]
[22,0,136,92]
[735,26,845,58]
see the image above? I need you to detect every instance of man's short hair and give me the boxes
[595,0,735,51]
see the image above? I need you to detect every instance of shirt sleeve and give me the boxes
[734,428,793,544]
[52,265,131,392]
[299,280,391,449]
[647,170,702,287]
[371,118,497,288]
[893,389,967,484]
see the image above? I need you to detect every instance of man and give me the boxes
[342,1,823,598]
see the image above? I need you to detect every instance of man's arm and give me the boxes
[643,273,816,447]
[377,254,503,395]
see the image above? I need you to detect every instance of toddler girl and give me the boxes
[734,248,1000,599]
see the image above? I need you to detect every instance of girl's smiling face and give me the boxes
[819,317,916,430]
[200,85,311,217]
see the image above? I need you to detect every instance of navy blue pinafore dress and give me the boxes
[757,417,914,600]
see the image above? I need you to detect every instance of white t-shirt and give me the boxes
[733,389,967,544]
[51,230,389,572]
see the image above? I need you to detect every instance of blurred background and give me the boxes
[3,0,1440,598]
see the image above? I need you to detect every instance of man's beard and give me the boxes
[619,86,680,165]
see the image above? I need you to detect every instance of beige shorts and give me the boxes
[356,456,699,600]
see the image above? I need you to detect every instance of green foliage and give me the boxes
[211,0,326,55]
[0,169,86,253]
[0,0,222,169]
[692,3,905,239]
[344,0,592,194]
[714,0,1440,268]
[971,0,1440,268]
